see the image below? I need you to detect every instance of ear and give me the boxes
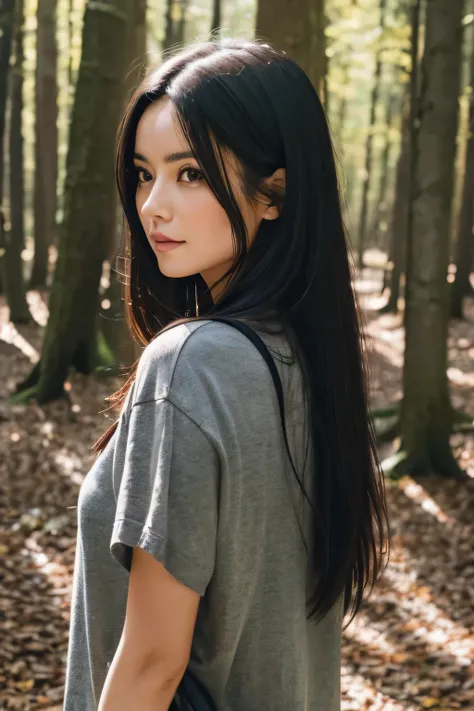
[262,167,286,221]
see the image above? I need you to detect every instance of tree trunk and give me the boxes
[451,36,474,319]
[100,260,139,372]
[357,0,387,269]
[68,0,74,89]
[345,160,356,219]
[404,0,422,327]
[210,0,221,39]
[335,64,349,141]
[103,0,147,371]
[125,0,147,97]
[9,0,25,252]
[256,0,326,99]
[370,92,396,248]
[400,0,464,477]
[29,0,58,289]
[174,0,188,47]
[163,0,175,52]
[17,0,134,403]
[322,30,329,114]
[336,95,346,141]
[383,94,410,312]
[0,0,15,295]
[4,0,30,324]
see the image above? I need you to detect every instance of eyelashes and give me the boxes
[134,165,204,185]
[178,166,205,183]
[135,167,152,183]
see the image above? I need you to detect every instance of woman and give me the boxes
[64,38,390,711]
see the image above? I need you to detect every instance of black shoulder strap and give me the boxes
[210,317,287,448]
[209,317,309,555]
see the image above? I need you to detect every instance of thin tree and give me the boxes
[0,0,15,295]
[369,92,396,249]
[4,0,30,323]
[15,0,134,404]
[124,0,147,96]
[210,0,222,39]
[335,63,350,140]
[9,0,25,252]
[29,0,58,289]
[68,0,74,90]
[357,0,387,269]
[381,93,410,313]
[403,0,423,326]
[256,0,326,100]
[174,0,188,47]
[101,0,147,371]
[394,0,466,477]
[451,32,474,319]
[163,0,175,51]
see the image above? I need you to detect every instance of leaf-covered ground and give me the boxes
[1,273,473,710]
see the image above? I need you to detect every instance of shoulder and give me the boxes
[133,319,264,407]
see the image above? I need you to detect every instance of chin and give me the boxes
[156,257,195,279]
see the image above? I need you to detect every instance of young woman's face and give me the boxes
[133,96,280,300]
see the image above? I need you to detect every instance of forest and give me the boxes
[0,0,473,709]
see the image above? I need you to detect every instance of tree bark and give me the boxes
[404,0,422,327]
[17,0,134,403]
[400,0,464,477]
[68,0,74,89]
[370,93,396,249]
[0,0,15,295]
[322,25,329,113]
[256,0,326,99]
[357,0,387,269]
[451,35,474,319]
[29,0,58,289]
[102,0,147,371]
[4,0,30,323]
[174,0,188,47]
[125,0,147,97]
[383,93,410,312]
[163,0,175,52]
[335,64,350,140]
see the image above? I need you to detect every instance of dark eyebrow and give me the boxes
[133,150,195,164]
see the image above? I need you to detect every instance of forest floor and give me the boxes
[1,268,474,711]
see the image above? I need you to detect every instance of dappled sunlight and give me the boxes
[23,533,72,600]
[54,447,86,487]
[331,449,474,708]
[26,290,49,327]
[447,366,474,390]
[0,320,39,363]
[342,511,474,708]
[0,289,50,364]
[398,476,453,524]
[367,332,404,369]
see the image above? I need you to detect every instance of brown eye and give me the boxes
[135,167,152,183]
[179,167,204,183]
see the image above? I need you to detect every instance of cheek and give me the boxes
[186,192,233,243]
[135,192,145,225]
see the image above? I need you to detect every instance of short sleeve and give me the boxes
[110,398,220,596]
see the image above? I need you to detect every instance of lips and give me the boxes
[150,232,184,243]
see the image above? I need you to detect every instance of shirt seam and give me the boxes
[130,395,218,455]
[113,517,209,566]
[144,320,219,399]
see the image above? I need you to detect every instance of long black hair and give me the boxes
[94,37,390,628]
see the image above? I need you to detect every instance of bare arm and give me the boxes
[98,546,200,711]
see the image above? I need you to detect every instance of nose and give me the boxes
[139,177,172,222]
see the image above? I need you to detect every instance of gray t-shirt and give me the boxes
[63,319,344,710]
